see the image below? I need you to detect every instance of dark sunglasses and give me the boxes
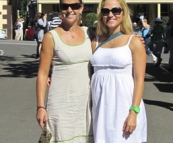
[101,7,123,16]
[60,3,81,10]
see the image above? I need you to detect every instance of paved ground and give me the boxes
[0,40,173,143]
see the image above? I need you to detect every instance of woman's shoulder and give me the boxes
[129,34,144,50]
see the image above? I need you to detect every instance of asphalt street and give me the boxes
[0,40,173,143]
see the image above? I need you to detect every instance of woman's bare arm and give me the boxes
[36,32,54,130]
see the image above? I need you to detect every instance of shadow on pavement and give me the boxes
[144,63,173,109]
[0,56,16,61]
[145,63,173,82]
[154,83,173,93]
[0,55,39,78]
[144,99,173,111]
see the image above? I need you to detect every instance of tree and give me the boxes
[19,0,30,18]
[84,13,97,28]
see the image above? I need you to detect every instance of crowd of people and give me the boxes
[133,14,173,68]
[15,11,62,58]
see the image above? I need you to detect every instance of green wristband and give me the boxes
[130,106,140,114]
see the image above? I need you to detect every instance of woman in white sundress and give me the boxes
[90,0,147,143]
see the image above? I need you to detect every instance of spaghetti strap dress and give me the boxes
[90,35,147,143]
[46,26,94,143]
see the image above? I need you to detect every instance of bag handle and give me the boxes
[94,31,124,53]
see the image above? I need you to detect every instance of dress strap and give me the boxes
[94,31,124,53]
[95,36,99,49]
[127,35,135,46]
[81,26,88,37]
[49,30,59,49]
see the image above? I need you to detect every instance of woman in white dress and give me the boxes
[90,0,147,142]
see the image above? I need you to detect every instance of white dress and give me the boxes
[90,35,147,143]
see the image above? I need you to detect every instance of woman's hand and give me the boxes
[36,108,48,130]
[47,77,51,86]
[123,111,137,134]
[134,34,145,45]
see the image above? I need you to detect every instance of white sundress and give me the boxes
[90,35,147,143]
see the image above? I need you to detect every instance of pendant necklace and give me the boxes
[67,26,78,38]
[67,31,75,38]
[109,39,112,44]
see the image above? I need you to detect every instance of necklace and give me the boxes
[66,26,78,38]
[109,40,113,44]
[67,31,75,38]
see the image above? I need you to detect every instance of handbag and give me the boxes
[38,125,52,143]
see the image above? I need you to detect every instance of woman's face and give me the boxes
[60,0,83,25]
[101,0,123,30]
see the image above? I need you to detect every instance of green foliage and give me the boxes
[85,13,97,28]
[19,0,30,18]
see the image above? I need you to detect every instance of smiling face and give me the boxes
[97,0,133,36]
[101,0,123,31]
[60,0,83,25]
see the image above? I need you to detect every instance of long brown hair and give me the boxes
[34,12,41,21]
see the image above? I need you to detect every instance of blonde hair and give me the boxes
[96,0,133,36]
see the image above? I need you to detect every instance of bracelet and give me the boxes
[129,106,140,114]
[37,106,46,111]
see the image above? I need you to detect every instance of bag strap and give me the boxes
[94,31,124,53]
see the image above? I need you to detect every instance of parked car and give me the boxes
[0,29,7,39]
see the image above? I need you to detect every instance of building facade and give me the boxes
[36,0,173,26]
[0,0,12,39]
[1,0,173,39]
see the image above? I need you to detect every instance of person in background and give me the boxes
[90,0,147,142]
[33,12,41,58]
[132,22,142,36]
[48,12,62,30]
[164,22,173,71]
[140,17,158,64]
[27,18,34,28]
[18,18,24,41]
[151,17,165,66]
[168,6,173,37]
[34,12,42,28]
[36,0,95,142]
[14,18,21,40]
[37,12,48,58]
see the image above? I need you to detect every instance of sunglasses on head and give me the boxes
[101,7,123,16]
[60,3,81,10]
